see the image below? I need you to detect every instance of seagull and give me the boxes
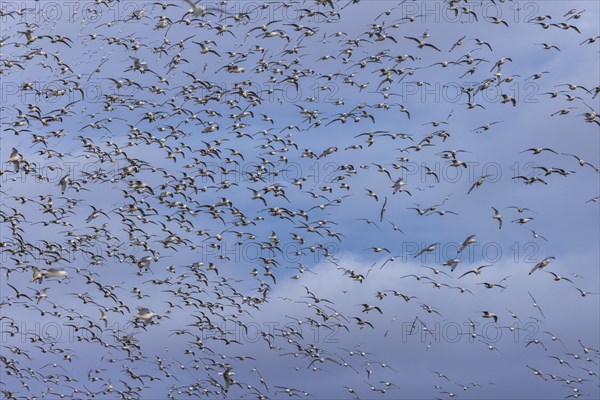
[492,207,503,229]
[478,282,506,290]
[520,147,558,155]
[432,371,451,381]
[366,247,390,254]
[548,356,572,368]
[545,271,573,283]
[526,365,547,380]
[318,146,338,159]
[528,291,546,318]
[459,265,492,279]
[525,338,547,349]
[472,121,502,133]
[135,308,157,324]
[551,107,574,116]
[513,217,534,225]
[442,258,461,272]
[404,36,441,51]
[562,153,599,172]
[422,266,451,277]
[468,175,491,194]
[458,235,477,253]
[361,304,383,314]
[506,206,536,213]
[578,340,599,354]
[183,0,228,16]
[482,311,498,323]
[392,178,410,195]
[41,268,69,281]
[536,43,561,51]
[529,230,547,241]
[222,366,234,392]
[414,243,438,258]
[543,331,564,346]
[449,35,466,52]
[379,196,388,222]
[7,283,33,301]
[58,174,71,194]
[529,257,556,275]
[6,148,22,172]
[574,288,599,298]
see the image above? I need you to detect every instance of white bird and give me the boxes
[58,174,71,194]
[443,258,461,272]
[492,207,503,229]
[458,234,477,253]
[529,257,556,275]
[6,148,22,172]
[414,243,438,258]
[135,308,156,323]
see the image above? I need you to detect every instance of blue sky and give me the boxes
[1,0,599,399]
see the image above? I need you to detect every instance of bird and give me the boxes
[527,291,546,318]
[135,308,157,324]
[536,43,561,51]
[458,235,477,252]
[492,207,503,229]
[379,196,387,222]
[574,287,599,298]
[459,265,492,279]
[545,271,573,283]
[529,257,556,275]
[472,121,502,133]
[520,147,558,155]
[6,283,33,301]
[529,230,547,241]
[183,0,227,17]
[513,217,534,225]
[468,176,491,194]
[562,153,599,172]
[414,243,438,258]
[482,311,498,323]
[478,282,506,290]
[404,36,441,51]
[442,258,461,272]
[526,365,547,380]
[6,148,22,172]
[317,146,338,159]
[58,174,71,194]
[361,304,383,314]
[548,356,572,368]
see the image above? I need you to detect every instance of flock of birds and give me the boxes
[1,0,599,399]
